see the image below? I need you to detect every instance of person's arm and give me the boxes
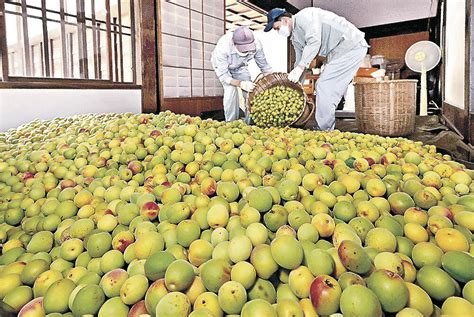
[211,51,244,87]
[254,40,273,74]
[211,41,238,86]
[297,11,322,69]
[294,46,303,69]
[211,38,255,91]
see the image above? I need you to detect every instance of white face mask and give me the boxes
[278,23,291,38]
[236,50,250,57]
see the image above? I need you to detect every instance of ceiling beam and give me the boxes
[245,0,299,14]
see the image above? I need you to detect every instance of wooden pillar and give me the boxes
[468,0,474,145]
[0,0,9,81]
[140,0,158,113]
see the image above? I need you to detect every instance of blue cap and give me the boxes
[264,8,287,32]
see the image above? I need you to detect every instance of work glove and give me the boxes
[239,81,255,92]
[288,66,304,83]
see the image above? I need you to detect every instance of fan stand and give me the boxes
[420,63,428,116]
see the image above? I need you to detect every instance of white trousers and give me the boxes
[222,71,251,122]
[315,45,368,130]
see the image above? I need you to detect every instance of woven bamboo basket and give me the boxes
[247,72,314,128]
[354,79,417,136]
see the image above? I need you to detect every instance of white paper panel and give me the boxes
[169,0,189,8]
[191,11,202,40]
[161,1,190,37]
[203,43,215,70]
[203,0,224,20]
[204,70,222,96]
[190,0,202,12]
[160,0,224,98]
[191,40,203,69]
[162,34,190,68]
[163,66,179,98]
[203,15,224,44]
[204,70,215,96]
[177,68,192,97]
[192,69,204,96]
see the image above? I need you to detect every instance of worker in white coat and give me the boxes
[211,26,273,122]
[264,8,369,130]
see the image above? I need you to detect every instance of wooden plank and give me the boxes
[97,22,102,79]
[162,96,223,116]
[39,42,44,76]
[443,102,469,140]
[287,37,295,72]
[189,1,192,96]
[156,0,164,109]
[465,0,472,145]
[141,0,158,112]
[441,0,471,141]
[470,114,474,146]
[76,0,84,77]
[21,0,31,76]
[69,32,74,77]
[117,0,124,82]
[369,32,429,62]
[0,0,9,80]
[30,45,35,76]
[201,0,204,98]
[130,0,136,83]
[91,0,99,79]
[0,76,141,89]
[50,38,54,77]
[113,17,118,81]
[82,0,88,78]
[59,0,68,77]
[40,0,50,77]
[105,0,113,80]
[81,0,88,78]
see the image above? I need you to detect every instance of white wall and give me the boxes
[289,0,438,28]
[0,89,141,131]
[248,30,288,80]
[444,0,466,109]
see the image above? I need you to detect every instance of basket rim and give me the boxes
[354,79,418,85]
[246,72,308,127]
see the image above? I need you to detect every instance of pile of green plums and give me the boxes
[0,111,473,317]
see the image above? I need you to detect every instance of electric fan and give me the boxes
[405,41,441,116]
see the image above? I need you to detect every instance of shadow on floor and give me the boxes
[201,111,474,166]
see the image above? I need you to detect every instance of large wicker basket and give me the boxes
[247,72,314,128]
[355,79,417,136]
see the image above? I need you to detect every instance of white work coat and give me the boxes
[211,32,272,122]
[211,33,272,85]
[291,7,369,68]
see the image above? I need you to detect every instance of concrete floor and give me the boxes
[334,116,474,167]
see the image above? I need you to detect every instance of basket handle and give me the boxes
[299,101,315,127]
[253,73,265,83]
[277,73,288,86]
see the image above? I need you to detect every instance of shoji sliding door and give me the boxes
[158,0,225,115]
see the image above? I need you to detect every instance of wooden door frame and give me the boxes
[140,0,159,113]
[440,0,473,144]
